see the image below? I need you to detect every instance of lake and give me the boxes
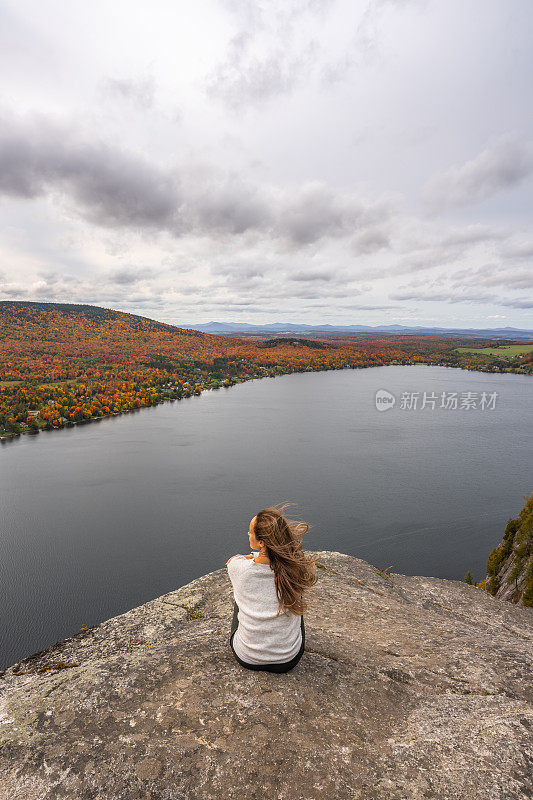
[1,364,532,670]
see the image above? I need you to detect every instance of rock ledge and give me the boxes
[1,551,532,800]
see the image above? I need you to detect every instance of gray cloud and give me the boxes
[498,239,533,260]
[421,134,533,213]
[160,256,197,273]
[100,293,166,309]
[213,263,265,280]
[0,112,178,228]
[1,0,532,327]
[394,257,532,314]
[390,221,516,276]
[352,227,391,254]
[189,297,260,307]
[180,168,272,236]
[1,269,83,301]
[207,0,332,108]
[1,287,28,297]
[207,34,320,109]
[503,298,533,308]
[389,288,533,309]
[321,0,429,86]
[340,302,398,310]
[278,183,395,246]
[99,75,156,109]
[393,246,463,274]
[439,224,509,248]
[389,290,499,304]
[274,284,363,300]
[289,270,336,281]
[0,110,397,248]
[109,268,154,285]
[449,264,533,291]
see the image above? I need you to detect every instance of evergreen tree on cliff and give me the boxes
[484,492,533,606]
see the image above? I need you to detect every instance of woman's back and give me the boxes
[227,555,303,664]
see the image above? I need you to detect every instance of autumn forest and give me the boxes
[1,301,531,439]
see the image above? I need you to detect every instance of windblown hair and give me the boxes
[253,502,318,616]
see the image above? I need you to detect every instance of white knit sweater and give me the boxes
[227,552,303,664]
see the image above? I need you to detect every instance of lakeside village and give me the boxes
[1,357,283,439]
[1,345,532,440]
[1,355,381,439]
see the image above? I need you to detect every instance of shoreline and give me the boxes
[1,360,530,442]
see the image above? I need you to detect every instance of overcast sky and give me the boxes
[1,0,532,327]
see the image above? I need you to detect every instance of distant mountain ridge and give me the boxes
[2,302,531,340]
[180,320,533,339]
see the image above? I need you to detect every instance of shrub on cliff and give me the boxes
[485,492,533,606]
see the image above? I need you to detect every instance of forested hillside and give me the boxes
[0,301,530,438]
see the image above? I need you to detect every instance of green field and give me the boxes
[455,344,533,357]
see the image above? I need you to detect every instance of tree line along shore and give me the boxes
[1,301,531,439]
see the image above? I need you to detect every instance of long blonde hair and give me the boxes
[253,502,318,616]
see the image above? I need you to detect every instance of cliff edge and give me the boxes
[484,492,533,606]
[1,551,532,800]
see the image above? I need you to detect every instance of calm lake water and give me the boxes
[1,365,532,670]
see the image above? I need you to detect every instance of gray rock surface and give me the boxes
[493,548,533,605]
[1,550,532,800]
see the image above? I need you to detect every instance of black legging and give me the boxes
[229,600,305,673]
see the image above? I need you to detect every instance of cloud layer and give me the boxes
[421,135,533,214]
[0,0,532,327]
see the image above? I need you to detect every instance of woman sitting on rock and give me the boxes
[226,503,317,673]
